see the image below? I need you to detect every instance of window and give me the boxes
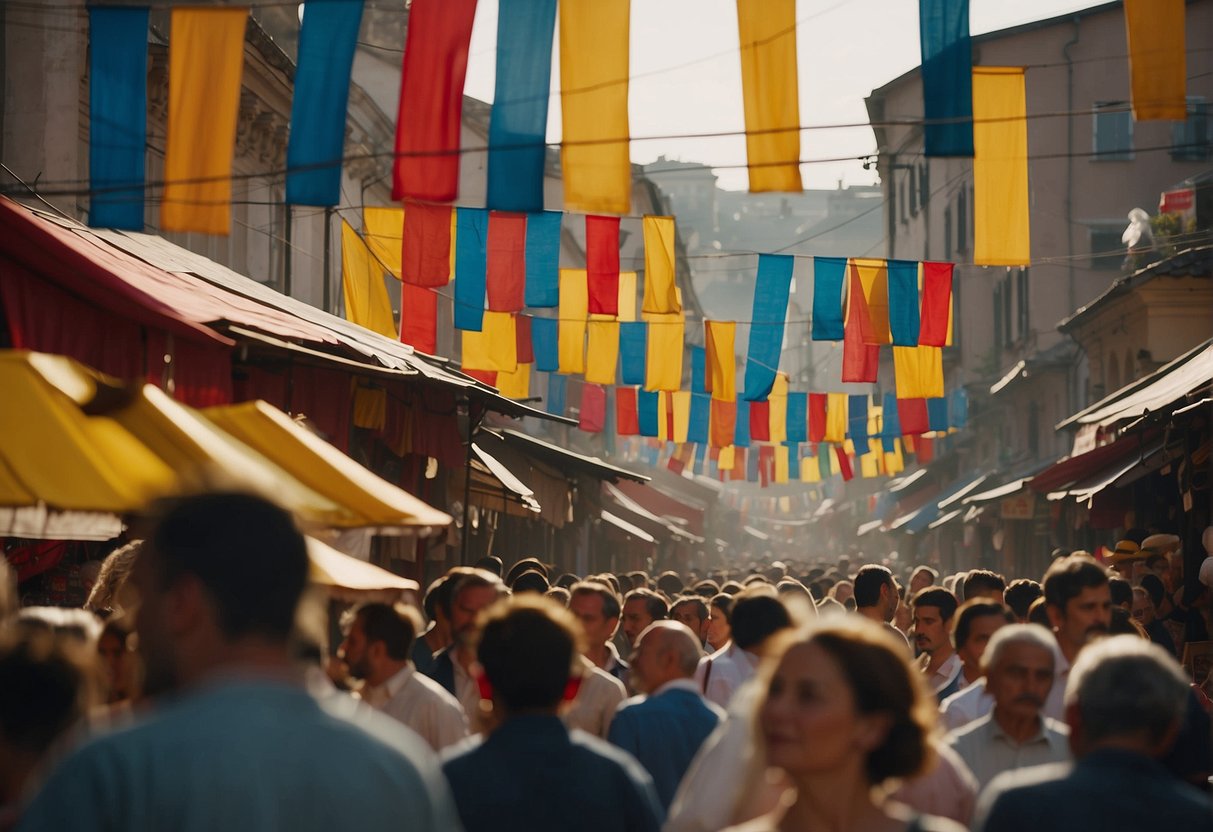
[918,163,930,208]
[1016,267,1030,341]
[944,205,953,256]
[1172,97,1210,161]
[909,166,919,217]
[1093,102,1133,160]
[956,189,968,253]
[1089,226,1124,270]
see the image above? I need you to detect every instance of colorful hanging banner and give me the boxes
[825,393,848,443]
[736,0,802,192]
[641,216,680,315]
[644,313,685,391]
[617,271,638,321]
[392,0,477,202]
[774,445,790,484]
[973,67,1030,266]
[559,0,631,214]
[743,254,795,400]
[547,372,567,416]
[848,395,869,444]
[786,443,800,481]
[462,311,517,372]
[768,374,788,443]
[454,208,489,330]
[898,398,930,436]
[619,322,647,385]
[638,389,660,437]
[286,0,364,206]
[558,269,589,374]
[486,212,527,311]
[532,317,559,372]
[808,393,827,443]
[919,0,974,157]
[842,264,880,383]
[734,398,752,447]
[919,262,953,346]
[927,397,950,432]
[616,387,640,435]
[853,259,891,345]
[88,6,149,230]
[811,257,846,341]
[364,207,404,279]
[834,445,854,481]
[161,7,247,234]
[801,451,821,483]
[671,392,692,444]
[690,346,707,394]
[580,383,606,433]
[786,392,807,443]
[750,402,771,442]
[893,345,944,399]
[718,445,736,473]
[587,215,621,315]
[881,393,902,439]
[660,393,673,441]
[710,399,736,448]
[524,210,562,307]
[402,201,454,287]
[688,393,710,444]
[340,221,397,339]
[487,0,558,211]
[887,260,921,346]
[515,314,534,364]
[497,362,531,400]
[400,282,437,353]
[1124,0,1187,120]
[586,318,621,384]
[705,321,737,401]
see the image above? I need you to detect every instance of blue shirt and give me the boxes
[442,713,663,832]
[18,678,463,832]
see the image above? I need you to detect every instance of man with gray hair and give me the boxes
[608,621,724,811]
[975,636,1213,831]
[944,624,1069,789]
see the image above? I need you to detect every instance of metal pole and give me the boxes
[461,397,475,565]
[322,206,333,313]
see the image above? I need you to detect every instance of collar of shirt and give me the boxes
[651,678,704,698]
[729,642,761,673]
[381,663,414,700]
[929,652,964,691]
[988,713,1060,748]
[604,641,629,672]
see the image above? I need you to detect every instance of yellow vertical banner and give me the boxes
[644,313,684,391]
[705,321,737,401]
[558,269,588,373]
[860,450,879,479]
[1124,0,1187,120]
[672,391,691,444]
[617,271,638,321]
[736,0,802,193]
[657,392,670,441]
[496,362,531,400]
[774,445,789,484]
[363,207,404,279]
[768,373,788,443]
[340,222,398,339]
[854,259,891,344]
[560,0,631,213]
[825,393,848,443]
[892,345,944,399]
[161,7,248,234]
[801,452,820,483]
[718,445,736,471]
[585,317,620,384]
[973,67,1031,266]
[462,311,518,372]
[642,216,681,315]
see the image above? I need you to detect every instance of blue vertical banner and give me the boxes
[887,260,922,346]
[950,388,968,428]
[688,393,710,444]
[546,372,567,416]
[638,390,660,437]
[848,395,870,444]
[524,211,561,307]
[787,443,801,480]
[531,316,559,371]
[88,6,149,230]
[694,441,708,473]
[743,254,795,400]
[786,392,807,443]
[286,0,364,205]
[454,208,489,330]
[487,0,558,212]
[619,322,648,385]
[734,397,752,447]
[881,392,902,442]
[927,397,950,432]
[690,345,707,393]
[920,0,974,156]
[811,256,847,341]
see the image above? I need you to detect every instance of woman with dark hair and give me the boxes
[724,619,963,832]
[706,593,733,653]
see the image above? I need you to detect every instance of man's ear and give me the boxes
[168,574,210,637]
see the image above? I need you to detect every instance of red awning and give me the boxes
[1028,432,1152,495]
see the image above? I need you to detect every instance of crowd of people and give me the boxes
[0,490,1210,831]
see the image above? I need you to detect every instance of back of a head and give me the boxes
[1004,579,1043,620]
[911,586,959,622]
[146,492,308,642]
[1108,577,1133,608]
[353,602,418,661]
[1067,635,1189,751]
[952,599,1013,650]
[730,588,791,651]
[0,631,96,761]
[504,558,547,588]
[1043,554,1108,610]
[853,565,893,608]
[510,569,550,595]
[1138,573,1165,609]
[656,571,684,598]
[474,556,504,577]
[476,595,584,714]
[962,569,1006,601]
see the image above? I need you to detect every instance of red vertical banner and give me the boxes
[842,267,879,382]
[919,261,953,346]
[916,435,934,464]
[586,215,621,315]
[710,399,736,448]
[664,392,676,441]
[749,401,771,442]
[465,369,497,386]
[400,283,437,353]
[402,201,453,287]
[731,447,748,481]
[897,398,930,435]
[392,0,477,202]
[579,383,606,433]
[834,445,854,481]
[758,445,775,488]
[808,393,827,443]
[486,212,526,311]
[515,314,534,364]
[616,386,640,434]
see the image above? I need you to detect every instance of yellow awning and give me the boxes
[306,536,418,594]
[204,401,452,530]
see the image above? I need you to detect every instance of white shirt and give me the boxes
[944,712,1071,789]
[1043,647,1072,722]
[564,658,626,738]
[366,664,469,753]
[920,651,963,695]
[939,678,995,733]
[695,642,760,709]
[451,654,483,727]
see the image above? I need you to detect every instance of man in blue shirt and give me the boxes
[608,621,724,810]
[17,492,461,832]
[441,595,663,832]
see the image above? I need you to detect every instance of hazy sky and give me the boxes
[462,0,1109,191]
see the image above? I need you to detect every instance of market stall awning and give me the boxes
[470,443,542,514]
[1045,439,1167,504]
[889,473,988,534]
[1029,433,1150,495]
[928,508,963,530]
[600,511,656,544]
[498,429,650,484]
[205,401,450,532]
[603,482,703,543]
[306,537,419,595]
[857,518,885,536]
